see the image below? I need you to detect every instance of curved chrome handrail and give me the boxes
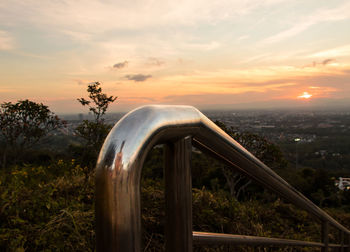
[96,105,349,251]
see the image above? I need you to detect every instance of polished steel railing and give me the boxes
[95,105,350,252]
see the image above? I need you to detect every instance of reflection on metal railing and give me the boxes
[95,105,350,252]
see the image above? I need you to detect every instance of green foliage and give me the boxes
[77,82,117,123]
[75,121,111,146]
[141,179,348,252]
[274,165,345,208]
[75,82,117,168]
[0,99,65,147]
[0,160,94,251]
[212,120,287,199]
[2,156,350,251]
[0,99,65,167]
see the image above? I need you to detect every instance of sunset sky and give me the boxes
[1,0,350,113]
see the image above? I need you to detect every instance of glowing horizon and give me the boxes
[1,0,350,113]
[298,92,313,99]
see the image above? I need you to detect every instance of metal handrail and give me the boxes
[96,105,350,251]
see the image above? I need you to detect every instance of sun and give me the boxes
[297,92,312,99]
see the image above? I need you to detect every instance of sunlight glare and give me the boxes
[297,92,312,99]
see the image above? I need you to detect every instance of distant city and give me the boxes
[57,109,350,172]
[60,109,350,141]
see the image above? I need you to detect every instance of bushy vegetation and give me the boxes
[0,160,95,251]
[2,158,350,251]
[0,99,65,168]
[74,82,117,169]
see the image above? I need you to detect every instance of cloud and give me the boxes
[164,93,350,109]
[125,74,152,82]
[113,61,128,69]
[303,59,336,68]
[321,59,335,65]
[0,0,289,47]
[182,41,221,51]
[74,79,91,85]
[147,57,165,66]
[310,45,350,58]
[262,2,350,44]
[0,30,15,50]
[262,21,314,44]
[120,96,156,102]
[237,35,249,41]
[163,92,264,104]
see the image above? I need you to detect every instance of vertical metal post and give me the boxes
[322,221,329,252]
[341,231,345,252]
[346,234,350,252]
[164,137,193,252]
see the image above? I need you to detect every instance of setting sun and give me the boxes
[297,92,313,99]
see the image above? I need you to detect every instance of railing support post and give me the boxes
[341,231,344,252]
[322,221,329,252]
[345,234,350,252]
[164,137,193,252]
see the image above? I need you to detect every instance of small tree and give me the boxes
[77,82,117,123]
[75,82,117,167]
[0,99,66,168]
